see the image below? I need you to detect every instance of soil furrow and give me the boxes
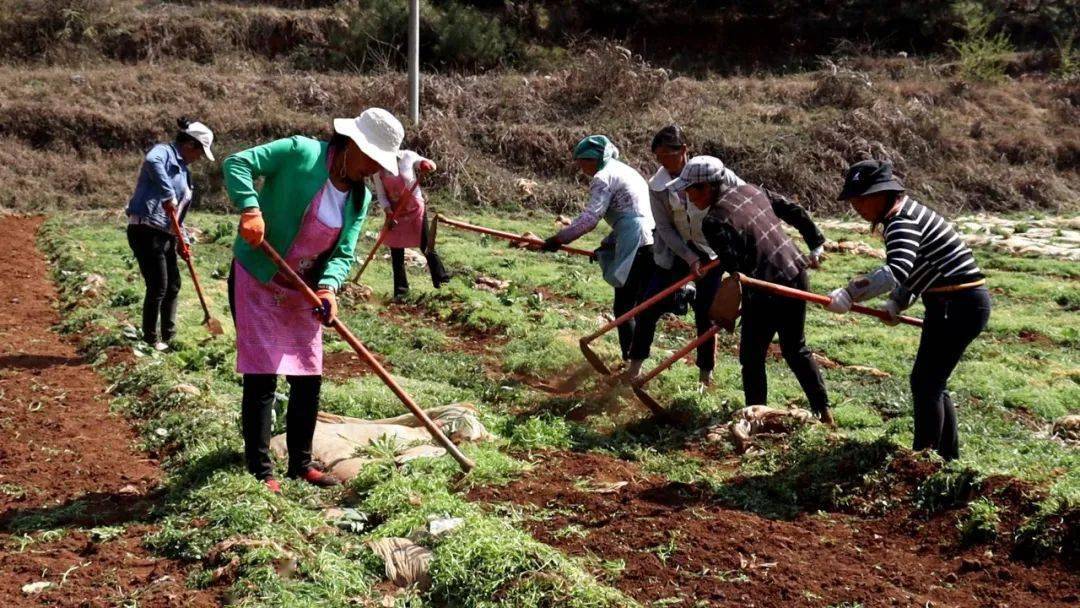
[470,450,1079,608]
[0,216,218,607]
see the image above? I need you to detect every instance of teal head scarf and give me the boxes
[573,135,620,170]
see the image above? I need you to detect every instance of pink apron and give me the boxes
[380,172,425,249]
[234,183,343,376]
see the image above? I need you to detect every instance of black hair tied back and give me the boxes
[176,116,191,131]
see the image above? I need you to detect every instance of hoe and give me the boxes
[578,260,722,375]
[431,214,595,257]
[630,272,923,417]
[349,179,422,285]
[167,206,224,336]
[259,240,475,472]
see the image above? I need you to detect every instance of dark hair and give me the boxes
[327,132,368,209]
[174,116,198,147]
[651,125,686,152]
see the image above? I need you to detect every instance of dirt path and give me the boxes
[0,216,218,606]
[470,451,1079,608]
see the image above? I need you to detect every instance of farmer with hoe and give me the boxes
[125,118,214,351]
[668,156,832,422]
[826,160,989,460]
[223,108,404,493]
[371,148,450,300]
[532,135,655,366]
[628,126,827,388]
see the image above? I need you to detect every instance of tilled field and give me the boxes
[0,216,218,606]
[1,210,1075,607]
[470,451,1079,607]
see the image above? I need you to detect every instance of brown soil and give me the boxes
[469,451,1079,608]
[0,216,219,607]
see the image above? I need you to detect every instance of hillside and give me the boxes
[0,0,1077,216]
[0,2,1078,607]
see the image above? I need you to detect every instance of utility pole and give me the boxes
[408,0,420,125]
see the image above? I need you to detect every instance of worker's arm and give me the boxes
[554,175,612,244]
[222,137,298,211]
[765,187,825,251]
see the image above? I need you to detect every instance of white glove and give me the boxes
[826,288,853,313]
[808,245,824,269]
[881,298,901,326]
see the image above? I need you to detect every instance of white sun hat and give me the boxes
[333,108,405,175]
[182,121,215,161]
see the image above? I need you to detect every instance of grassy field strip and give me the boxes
[387,212,1080,502]
[40,210,1078,605]
[41,212,640,607]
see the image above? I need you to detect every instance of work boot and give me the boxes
[291,467,341,488]
[264,478,282,494]
[153,341,170,352]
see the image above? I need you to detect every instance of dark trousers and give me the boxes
[612,246,655,360]
[240,374,322,480]
[391,211,449,297]
[911,287,990,460]
[127,224,181,344]
[739,271,829,413]
[629,259,723,370]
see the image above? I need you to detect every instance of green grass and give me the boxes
[39,211,636,607]
[38,208,1080,603]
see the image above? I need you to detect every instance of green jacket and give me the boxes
[223,136,370,290]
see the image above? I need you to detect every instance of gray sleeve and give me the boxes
[846,266,899,302]
[650,189,699,265]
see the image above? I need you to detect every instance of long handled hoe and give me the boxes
[578,260,722,375]
[630,272,923,418]
[167,206,224,335]
[258,240,475,473]
[349,179,422,285]
[433,214,596,257]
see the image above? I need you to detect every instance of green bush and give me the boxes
[948,1,1015,82]
[341,0,519,71]
[432,2,517,70]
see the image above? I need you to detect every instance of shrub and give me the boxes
[341,0,520,72]
[433,2,517,70]
[948,1,1015,82]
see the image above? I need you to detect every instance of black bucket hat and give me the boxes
[838,159,905,200]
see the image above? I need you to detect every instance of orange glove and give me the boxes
[239,209,265,247]
[177,241,191,261]
[415,159,437,173]
[315,288,337,326]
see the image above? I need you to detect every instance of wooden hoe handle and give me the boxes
[735,273,923,328]
[166,205,215,322]
[435,214,595,258]
[258,240,475,472]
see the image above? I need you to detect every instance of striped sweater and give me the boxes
[882,197,983,301]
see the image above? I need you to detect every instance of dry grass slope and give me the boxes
[0,2,1076,215]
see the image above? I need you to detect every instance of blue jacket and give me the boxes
[125,143,192,230]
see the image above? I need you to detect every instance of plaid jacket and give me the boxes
[702,184,806,285]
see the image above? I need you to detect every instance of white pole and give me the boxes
[408,0,420,125]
